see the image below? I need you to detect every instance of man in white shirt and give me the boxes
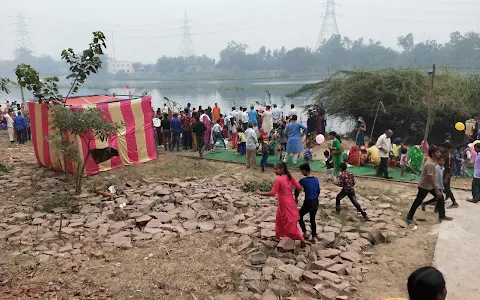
[200,111,211,123]
[152,114,161,147]
[245,123,258,168]
[241,108,249,131]
[272,104,283,129]
[4,112,14,143]
[287,104,298,121]
[212,121,226,148]
[224,114,232,139]
[162,104,169,115]
[376,129,393,179]
[230,107,238,120]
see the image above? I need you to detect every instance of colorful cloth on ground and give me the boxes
[269,175,304,240]
[347,145,361,166]
[285,121,307,154]
[27,96,156,176]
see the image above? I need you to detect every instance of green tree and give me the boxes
[0,78,15,94]
[48,105,123,194]
[14,31,120,195]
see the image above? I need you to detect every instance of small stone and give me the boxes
[310,259,337,271]
[265,257,284,268]
[318,249,342,259]
[113,236,132,249]
[61,227,75,234]
[278,264,304,282]
[133,233,153,241]
[31,218,44,225]
[250,251,267,265]
[234,226,258,235]
[377,203,391,209]
[97,224,110,236]
[318,270,340,282]
[246,282,262,293]
[149,212,173,223]
[369,229,387,244]
[336,296,349,300]
[277,238,296,251]
[240,268,261,280]
[318,232,336,245]
[319,289,338,299]
[58,244,73,253]
[198,222,215,232]
[303,271,323,285]
[260,289,278,300]
[182,221,198,230]
[340,251,361,263]
[91,250,104,258]
[135,215,152,226]
[215,294,241,300]
[262,265,275,280]
[327,264,348,275]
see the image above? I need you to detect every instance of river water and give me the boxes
[2,80,354,135]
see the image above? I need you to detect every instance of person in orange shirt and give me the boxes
[212,103,221,122]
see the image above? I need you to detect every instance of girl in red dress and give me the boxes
[256,162,305,242]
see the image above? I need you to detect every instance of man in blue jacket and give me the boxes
[170,113,182,151]
[14,112,27,144]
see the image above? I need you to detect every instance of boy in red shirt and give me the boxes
[336,162,368,219]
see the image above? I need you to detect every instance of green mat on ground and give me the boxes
[204,149,421,183]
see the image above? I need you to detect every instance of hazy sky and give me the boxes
[0,0,479,63]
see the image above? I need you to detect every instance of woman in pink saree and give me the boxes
[256,162,305,242]
[201,110,212,150]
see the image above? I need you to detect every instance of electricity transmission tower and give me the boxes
[180,9,196,62]
[13,13,34,54]
[316,0,339,49]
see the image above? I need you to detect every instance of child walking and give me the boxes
[421,157,446,211]
[212,120,227,149]
[324,150,335,181]
[295,163,321,243]
[454,145,462,177]
[259,137,271,172]
[237,128,246,156]
[400,147,408,177]
[461,145,472,177]
[335,162,368,219]
[278,123,287,161]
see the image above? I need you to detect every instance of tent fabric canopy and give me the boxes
[28,95,156,176]
[64,94,127,106]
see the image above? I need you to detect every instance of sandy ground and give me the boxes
[434,189,480,300]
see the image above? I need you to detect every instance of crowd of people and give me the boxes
[151,102,327,165]
[0,101,31,145]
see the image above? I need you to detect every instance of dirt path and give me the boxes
[434,189,480,300]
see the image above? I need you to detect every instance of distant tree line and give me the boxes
[1,31,479,78]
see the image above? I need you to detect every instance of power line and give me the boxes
[316,0,339,49]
